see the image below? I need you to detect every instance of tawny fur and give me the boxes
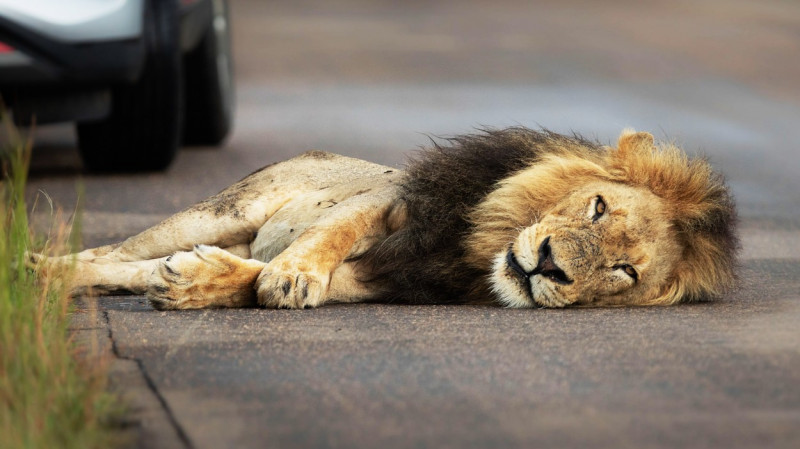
[43,128,738,310]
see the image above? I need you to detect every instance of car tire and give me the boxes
[182,0,234,146]
[77,0,183,172]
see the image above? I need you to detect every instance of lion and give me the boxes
[44,128,738,310]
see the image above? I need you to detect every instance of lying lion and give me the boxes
[48,128,738,309]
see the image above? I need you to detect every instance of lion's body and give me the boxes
[53,128,738,310]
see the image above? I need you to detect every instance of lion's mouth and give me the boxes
[505,237,574,308]
[506,249,528,280]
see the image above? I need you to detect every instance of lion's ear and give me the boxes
[617,129,655,154]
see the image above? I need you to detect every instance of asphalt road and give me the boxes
[29,1,800,448]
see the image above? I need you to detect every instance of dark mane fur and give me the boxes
[358,128,603,304]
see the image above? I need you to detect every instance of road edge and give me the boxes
[71,298,190,449]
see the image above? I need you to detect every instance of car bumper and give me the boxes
[0,16,145,86]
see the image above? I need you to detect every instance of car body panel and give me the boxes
[0,0,143,43]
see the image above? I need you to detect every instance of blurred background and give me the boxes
[4,0,799,247]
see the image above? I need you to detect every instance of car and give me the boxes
[0,0,234,171]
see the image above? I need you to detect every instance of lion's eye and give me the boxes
[592,196,606,221]
[615,264,639,281]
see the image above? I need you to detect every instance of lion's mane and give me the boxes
[360,128,738,306]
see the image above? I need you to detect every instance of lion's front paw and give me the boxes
[148,245,263,310]
[256,264,328,309]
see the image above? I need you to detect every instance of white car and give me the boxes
[0,0,233,171]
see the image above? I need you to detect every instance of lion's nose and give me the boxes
[532,236,573,285]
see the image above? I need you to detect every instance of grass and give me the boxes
[0,115,121,448]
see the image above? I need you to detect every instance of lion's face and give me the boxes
[490,181,682,308]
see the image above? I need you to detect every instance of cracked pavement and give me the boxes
[32,1,800,447]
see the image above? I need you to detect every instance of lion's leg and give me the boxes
[43,161,331,296]
[146,246,377,310]
[62,243,253,298]
[255,192,405,309]
[42,153,397,300]
[76,196,290,264]
[140,186,405,310]
[38,186,292,269]
[142,178,406,310]
[68,259,160,297]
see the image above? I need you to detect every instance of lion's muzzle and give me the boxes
[507,236,573,286]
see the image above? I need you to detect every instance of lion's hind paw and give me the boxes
[147,245,264,310]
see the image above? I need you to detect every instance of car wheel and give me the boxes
[182,0,234,146]
[77,0,183,172]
